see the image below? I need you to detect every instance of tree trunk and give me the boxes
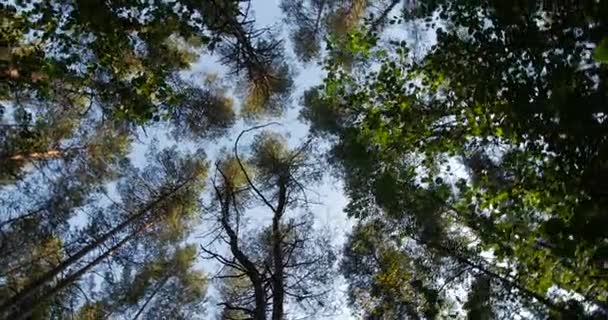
[218,187,267,320]
[271,180,287,320]
[131,274,171,320]
[0,179,192,315]
[453,252,567,314]
[369,0,401,33]
[313,0,327,32]
[11,227,145,320]
[206,0,266,77]
[418,237,569,314]
[6,145,89,162]
[9,149,62,161]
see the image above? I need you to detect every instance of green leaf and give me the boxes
[594,38,608,63]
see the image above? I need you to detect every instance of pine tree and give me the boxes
[0,147,207,319]
[201,129,337,319]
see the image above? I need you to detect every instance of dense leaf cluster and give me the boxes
[303,0,608,318]
[3,0,608,319]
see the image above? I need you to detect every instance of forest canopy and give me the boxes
[1,0,607,319]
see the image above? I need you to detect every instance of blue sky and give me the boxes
[182,1,354,318]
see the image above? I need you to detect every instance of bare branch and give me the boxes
[234,122,282,213]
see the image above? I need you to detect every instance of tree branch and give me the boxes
[234,122,282,213]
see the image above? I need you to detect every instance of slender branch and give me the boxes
[368,0,400,34]
[199,245,246,272]
[217,302,254,315]
[234,122,282,213]
[437,267,472,293]
[411,235,569,314]
[213,168,267,320]
[131,274,170,320]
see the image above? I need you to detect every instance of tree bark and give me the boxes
[313,0,327,32]
[5,146,89,163]
[452,252,567,313]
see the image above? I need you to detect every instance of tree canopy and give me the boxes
[2,0,608,319]
[303,0,608,318]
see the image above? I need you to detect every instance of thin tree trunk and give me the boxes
[0,179,192,314]
[313,0,327,32]
[0,207,45,230]
[452,252,566,313]
[6,146,89,162]
[369,0,401,33]
[222,205,267,320]
[417,237,569,314]
[271,180,287,320]
[215,181,267,320]
[207,0,266,77]
[12,226,145,320]
[131,274,171,320]
[9,149,62,161]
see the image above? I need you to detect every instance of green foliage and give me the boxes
[7,0,608,318]
[2,0,285,125]
[125,246,205,300]
[167,79,236,141]
[0,1,305,318]
[241,63,294,119]
[307,0,608,317]
[2,1,208,122]
[250,132,291,176]
[595,38,608,64]
[342,221,443,319]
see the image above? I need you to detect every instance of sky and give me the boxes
[3,2,602,318]
[0,0,351,317]
[121,1,425,317]
[123,1,353,246]
[0,1,411,318]
[181,1,354,318]
[0,1,427,317]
